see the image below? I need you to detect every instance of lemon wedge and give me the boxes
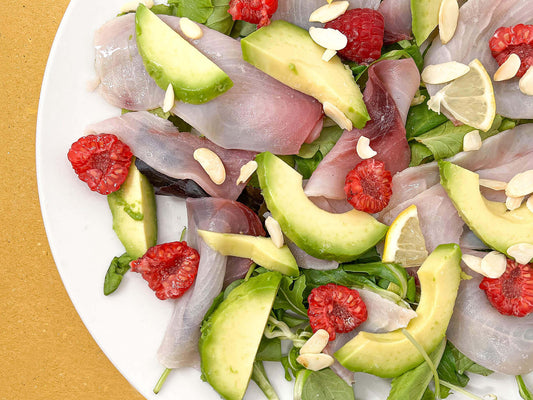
[427,59,496,132]
[382,205,428,267]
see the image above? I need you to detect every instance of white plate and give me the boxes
[36,1,530,399]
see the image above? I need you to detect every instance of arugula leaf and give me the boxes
[252,361,280,400]
[256,337,282,362]
[436,342,470,398]
[273,275,308,317]
[205,0,234,35]
[295,151,323,179]
[405,94,448,139]
[103,253,134,295]
[298,125,344,159]
[150,4,179,15]
[169,0,213,23]
[230,20,256,38]
[448,342,492,376]
[409,141,434,167]
[342,262,409,298]
[517,375,533,400]
[300,368,355,400]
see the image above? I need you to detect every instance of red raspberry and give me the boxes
[479,258,533,317]
[307,284,367,341]
[228,0,278,28]
[489,24,533,78]
[130,241,200,300]
[67,134,132,195]
[325,8,384,64]
[344,159,392,214]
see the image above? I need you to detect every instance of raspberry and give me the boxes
[344,159,392,213]
[479,259,533,317]
[130,241,200,300]
[325,8,384,64]
[307,284,367,341]
[228,0,278,28]
[489,24,533,78]
[67,134,132,195]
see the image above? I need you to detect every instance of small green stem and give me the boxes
[245,263,256,281]
[180,226,187,241]
[153,368,172,394]
[440,380,497,400]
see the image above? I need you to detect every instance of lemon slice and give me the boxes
[427,59,496,132]
[382,205,428,267]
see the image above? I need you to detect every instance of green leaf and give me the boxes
[409,142,434,167]
[405,94,448,139]
[205,0,234,35]
[298,125,344,159]
[301,368,355,400]
[436,342,470,398]
[342,262,409,298]
[295,151,323,179]
[256,337,282,362]
[169,0,213,23]
[103,253,134,295]
[273,275,308,317]
[150,4,179,15]
[230,20,257,38]
[517,375,533,400]
[252,361,280,400]
[449,342,493,376]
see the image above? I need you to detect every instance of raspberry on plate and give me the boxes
[479,258,533,317]
[325,8,384,65]
[228,0,278,28]
[489,24,533,78]
[67,133,133,195]
[307,283,367,341]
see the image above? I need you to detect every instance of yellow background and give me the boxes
[1,1,144,398]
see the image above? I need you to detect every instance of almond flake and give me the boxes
[527,196,533,213]
[309,1,349,23]
[356,136,377,159]
[461,254,484,275]
[506,195,524,211]
[481,251,507,279]
[438,0,459,44]
[479,178,507,191]
[309,27,348,51]
[296,353,335,371]
[300,329,330,355]
[162,84,175,113]
[120,0,153,13]
[505,169,533,197]
[180,17,203,40]
[421,62,470,85]
[494,53,521,81]
[322,49,337,62]
[236,160,258,185]
[265,216,284,248]
[519,67,533,96]
[507,243,533,265]
[323,102,353,131]
[463,130,482,152]
[193,148,226,185]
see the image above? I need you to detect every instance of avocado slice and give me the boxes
[198,230,299,276]
[135,4,233,104]
[256,152,388,262]
[439,161,533,256]
[334,244,462,378]
[241,20,369,129]
[411,0,443,45]
[199,272,282,400]
[107,159,157,259]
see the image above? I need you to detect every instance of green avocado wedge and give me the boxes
[411,0,443,45]
[197,230,299,276]
[199,272,282,400]
[334,244,462,378]
[135,4,233,104]
[256,152,388,262]
[439,161,533,256]
[241,20,369,129]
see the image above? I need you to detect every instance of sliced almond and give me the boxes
[356,136,377,159]
[236,160,258,185]
[296,353,335,371]
[506,195,525,211]
[481,251,507,279]
[193,148,226,185]
[462,130,482,152]
[265,216,284,248]
[120,0,153,13]
[461,254,484,275]
[323,102,352,131]
[527,196,533,213]
[179,17,203,40]
[309,1,349,23]
[479,178,507,191]
[519,66,533,96]
[421,62,470,85]
[309,27,348,51]
[299,329,330,355]
[438,0,459,44]
[322,49,337,62]
[162,84,175,113]
[505,169,533,198]
[494,53,521,81]
[507,243,533,265]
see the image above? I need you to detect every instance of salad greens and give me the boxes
[103,253,134,295]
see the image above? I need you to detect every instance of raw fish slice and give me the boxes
[305,59,418,199]
[378,0,412,44]
[286,238,339,271]
[424,0,533,119]
[157,198,264,369]
[447,272,533,375]
[85,111,256,200]
[94,14,163,111]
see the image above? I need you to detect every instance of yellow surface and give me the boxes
[0,1,144,399]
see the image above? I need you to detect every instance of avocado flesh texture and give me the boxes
[199,272,282,400]
[107,159,157,259]
[135,4,233,104]
[411,0,443,45]
[334,244,462,378]
[198,230,299,276]
[256,152,388,262]
[241,20,369,129]
[439,161,533,256]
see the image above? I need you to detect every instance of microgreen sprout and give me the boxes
[153,367,172,394]
[264,315,311,347]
